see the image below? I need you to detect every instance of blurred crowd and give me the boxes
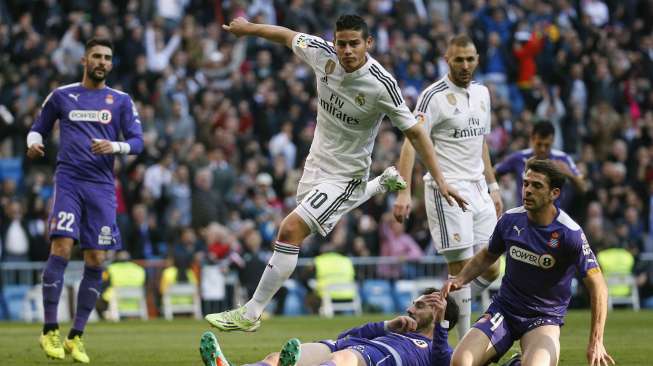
[1,0,653,301]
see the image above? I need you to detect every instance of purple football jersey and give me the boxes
[330,321,452,366]
[495,148,580,208]
[30,83,143,185]
[488,207,599,318]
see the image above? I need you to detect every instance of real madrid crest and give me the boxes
[325,59,336,75]
[355,93,365,106]
[446,93,457,106]
[297,34,308,49]
[480,100,486,112]
[453,233,461,242]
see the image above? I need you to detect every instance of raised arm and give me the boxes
[582,271,615,366]
[222,17,297,48]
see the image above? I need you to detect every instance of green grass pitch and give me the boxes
[1,310,651,365]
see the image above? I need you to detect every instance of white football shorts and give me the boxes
[294,167,365,236]
[424,178,497,261]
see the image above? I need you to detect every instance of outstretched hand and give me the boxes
[441,278,463,299]
[222,17,253,37]
[587,341,615,366]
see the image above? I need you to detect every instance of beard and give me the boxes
[86,67,107,82]
[415,315,434,332]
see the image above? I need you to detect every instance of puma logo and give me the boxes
[68,93,80,101]
[42,280,60,288]
[513,225,524,236]
[88,287,101,297]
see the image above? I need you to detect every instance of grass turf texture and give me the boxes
[0,310,650,365]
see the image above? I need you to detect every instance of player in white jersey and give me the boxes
[206,15,467,332]
[394,35,503,341]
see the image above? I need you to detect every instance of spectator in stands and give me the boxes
[171,226,204,264]
[1,200,31,262]
[126,203,164,260]
[144,21,180,73]
[377,212,423,280]
[192,168,225,229]
[25,195,49,261]
[513,25,545,109]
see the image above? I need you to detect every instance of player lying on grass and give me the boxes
[199,288,458,366]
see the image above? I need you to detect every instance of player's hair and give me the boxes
[85,37,113,52]
[525,158,566,190]
[335,14,369,39]
[449,34,474,48]
[421,288,460,330]
[531,120,555,138]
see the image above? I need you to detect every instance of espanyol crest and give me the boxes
[411,338,429,348]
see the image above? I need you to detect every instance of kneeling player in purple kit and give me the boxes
[199,289,458,366]
[442,159,614,366]
[27,38,143,363]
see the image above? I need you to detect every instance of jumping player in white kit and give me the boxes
[205,15,467,332]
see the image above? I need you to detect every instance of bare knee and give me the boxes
[451,348,474,366]
[277,214,310,244]
[330,350,359,364]
[83,250,107,267]
[50,237,74,260]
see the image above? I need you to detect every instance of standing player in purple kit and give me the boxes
[442,159,614,366]
[27,38,143,363]
[494,121,587,211]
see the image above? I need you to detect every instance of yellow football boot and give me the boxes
[64,336,90,363]
[39,329,65,360]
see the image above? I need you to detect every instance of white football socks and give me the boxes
[350,176,383,211]
[245,241,299,321]
[470,275,493,296]
[449,278,471,341]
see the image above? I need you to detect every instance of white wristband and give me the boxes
[488,182,500,192]
[110,141,131,154]
[27,131,43,148]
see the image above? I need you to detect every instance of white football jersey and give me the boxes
[292,33,416,180]
[414,75,491,181]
